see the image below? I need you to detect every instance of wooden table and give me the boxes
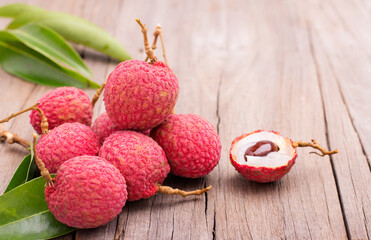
[1,0,370,239]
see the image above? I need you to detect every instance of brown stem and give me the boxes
[0,103,49,134]
[145,25,160,62]
[135,18,157,63]
[292,139,338,157]
[156,184,211,197]
[91,83,106,108]
[33,133,54,187]
[157,25,168,66]
[0,103,39,124]
[145,25,168,65]
[0,124,30,149]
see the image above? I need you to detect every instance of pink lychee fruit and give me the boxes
[103,60,179,131]
[37,122,99,173]
[92,112,151,145]
[229,130,297,182]
[30,87,93,134]
[151,114,222,178]
[99,130,170,201]
[45,155,127,229]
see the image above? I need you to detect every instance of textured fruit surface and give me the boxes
[92,112,121,145]
[45,156,127,229]
[104,60,179,131]
[37,122,99,173]
[230,130,297,182]
[30,87,93,134]
[151,114,222,178]
[99,130,169,201]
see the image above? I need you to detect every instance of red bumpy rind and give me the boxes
[230,130,298,183]
[151,114,222,178]
[99,130,170,201]
[45,156,127,229]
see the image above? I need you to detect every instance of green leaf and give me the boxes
[0,3,43,18]
[0,31,100,88]
[4,154,40,193]
[1,4,131,61]
[0,176,75,240]
[10,23,92,77]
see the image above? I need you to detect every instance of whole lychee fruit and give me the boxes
[45,155,127,229]
[103,59,179,131]
[151,114,222,178]
[230,130,297,183]
[99,130,170,201]
[30,87,93,134]
[37,122,99,173]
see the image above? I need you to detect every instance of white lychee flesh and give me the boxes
[231,131,295,168]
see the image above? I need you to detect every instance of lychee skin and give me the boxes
[37,122,99,173]
[30,87,93,134]
[99,131,170,201]
[45,156,127,229]
[104,60,179,131]
[151,114,222,178]
[91,112,121,145]
[230,130,298,183]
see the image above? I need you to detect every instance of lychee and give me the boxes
[151,114,222,178]
[44,155,127,229]
[30,87,93,134]
[230,130,338,182]
[103,59,179,131]
[99,130,170,201]
[37,122,99,173]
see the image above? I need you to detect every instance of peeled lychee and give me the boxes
[37,122,99,173]
[30,87,93,134]
[45,155,127,229]
[151,114,222,178]
[103,60,179,131]
[99,130,170,201]
[230,130,297,183]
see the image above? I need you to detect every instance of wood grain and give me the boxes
[0,0,369,239]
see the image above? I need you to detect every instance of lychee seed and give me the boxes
[45,156,127,229]
[151,114,222,178]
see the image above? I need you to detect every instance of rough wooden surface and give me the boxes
[0,0,370,239]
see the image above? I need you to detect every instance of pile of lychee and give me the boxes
[0,19,221,229]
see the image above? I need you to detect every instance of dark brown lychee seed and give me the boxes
[244,140,279,159]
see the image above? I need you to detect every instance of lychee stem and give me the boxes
[156,184,212,197]
[135,18,157,63]
[32,133,54,187]
[91,83,106,108]
[146,25,168,65]
[0,124,30,149]
[0,103,40,124]
[0,103,49,134]
[293,139,338,157]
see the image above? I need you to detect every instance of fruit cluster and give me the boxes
[0,19,221,229]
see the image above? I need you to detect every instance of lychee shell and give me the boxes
[45,156,127,229]
[103,60,179,131]
[37,122,99,173]
[151,114,222,178]
[99,131,170,201]
[30,87,93,134]
[229,130,298,183]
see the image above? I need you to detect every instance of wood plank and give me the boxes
[302,0,371,238]
[214,0,347,239]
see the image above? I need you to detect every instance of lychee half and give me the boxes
[45,155,127,229]
[30,87,93,134]
[103,59,179,131]
[151,114,222,178]
[37,122,99,173]
[230,130,297,182]
[99,130,170,201]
